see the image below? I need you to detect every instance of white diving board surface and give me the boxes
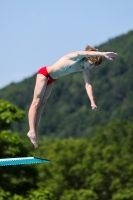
[0,157,50,166]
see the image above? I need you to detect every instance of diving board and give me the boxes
[0,157,50,166]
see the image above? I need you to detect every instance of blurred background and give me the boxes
[0,1,133,200]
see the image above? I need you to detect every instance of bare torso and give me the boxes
[47,52,86,79]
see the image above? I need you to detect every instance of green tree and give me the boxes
[0,100,25,130]
[32,120,133,200]
[83,119,133,200]
[0,100,38,197]
[0,130,39,196]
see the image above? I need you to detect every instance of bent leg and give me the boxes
[27,74,48,148]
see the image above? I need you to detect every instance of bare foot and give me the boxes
[27,132,38,149]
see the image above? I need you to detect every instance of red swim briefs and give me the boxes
[37,66,56,85]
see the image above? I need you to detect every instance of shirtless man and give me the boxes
[27,45,118,148]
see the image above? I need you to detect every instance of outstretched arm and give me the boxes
[83,71,97,111]
[77,51,118,60]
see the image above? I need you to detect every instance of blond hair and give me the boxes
[84,45,103,67]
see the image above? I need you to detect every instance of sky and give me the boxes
[0,0,133,89]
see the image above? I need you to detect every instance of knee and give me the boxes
[32,98,41,108]
[41,93,50,107]
[41,97,48,107]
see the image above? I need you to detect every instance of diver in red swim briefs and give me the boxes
[37,67,56,85]
[27,45,118,148]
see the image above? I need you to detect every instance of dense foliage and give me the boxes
[0,31,133,138]
[0,93,133,199]
[0,100,25,130]
[1,119,133,199]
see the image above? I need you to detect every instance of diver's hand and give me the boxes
[103,52,118,60]
[91,103,97,111]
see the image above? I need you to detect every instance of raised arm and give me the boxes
[77,51,118,60]
[83,71,97,111]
